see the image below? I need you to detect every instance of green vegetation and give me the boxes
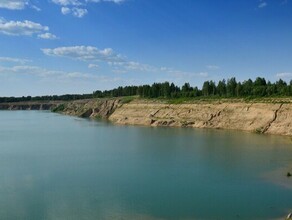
[120,96,136,104]
[52,104,66,112]
[1,77,292,103]
[255,127,264,134]
[166,97,197,104]
[0,94,93,103]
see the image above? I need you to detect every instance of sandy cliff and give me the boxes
[109,99,292,136]
[54,99,121,118]
[2,98,292,136]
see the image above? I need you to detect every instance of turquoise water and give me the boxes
[0,111,291,220]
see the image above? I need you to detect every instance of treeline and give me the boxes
[94,77,292,98]
[0,94,93,103]
[1,77,292,103]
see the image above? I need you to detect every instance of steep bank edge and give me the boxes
[109,100,292,136]
[52,98,121,119]
[1,99,292,136]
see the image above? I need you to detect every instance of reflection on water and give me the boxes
[0,111,291,220]
[262,163,292,190]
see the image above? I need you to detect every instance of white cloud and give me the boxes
[88,64,99,69]
[72,7,88,17]
[0,0,28,10]
[109,61,157,72]
[110,61,209,80]
[42,45,208,81]
[30,5,41,11]
[61,7,71,14]
[52,0,126,17]
[0,18,47,36]
[0,64,112,81]
[0,64,125,92]
[0,18,57,39]
[276,72,292,78]
[0,57,31,64]
[0,0,41,11]
[124,61,154,71]
[42,46,124,62]
[38,32,58,40]
[61,6,87,17]
[51,0,82,6]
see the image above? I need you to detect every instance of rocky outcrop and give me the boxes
[53,99,121,119]
[109,99,292,136]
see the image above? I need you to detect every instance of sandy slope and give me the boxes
[109,99,292,136]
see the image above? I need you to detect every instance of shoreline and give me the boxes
[1,98,292,136]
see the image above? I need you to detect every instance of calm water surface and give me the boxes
[0,111,291,220]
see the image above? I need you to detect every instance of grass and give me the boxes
[166,97,196,104]
[161,96,292,105]
[120,96,136,104]
[46,95,292,110]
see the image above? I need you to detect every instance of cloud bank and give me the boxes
[0,0,28,10]
[42,46,123,62]
[0,0,40,11]
[0,18,58,39]
[0,57,31,64]
[41,46,209,80]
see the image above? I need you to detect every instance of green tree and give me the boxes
[242,79,253,96]
[226,77,237,97]
[202,81,210,96]
[217,80,227,96]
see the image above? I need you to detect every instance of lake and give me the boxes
[0,111,291,220]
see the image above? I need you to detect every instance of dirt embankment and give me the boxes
[2,98,292,136]
[109,99,292,136]
[53,99,121,119]
[0,101,59,110]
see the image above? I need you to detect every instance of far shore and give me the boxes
[1,97,292,137]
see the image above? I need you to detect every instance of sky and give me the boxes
[0,0,292,96]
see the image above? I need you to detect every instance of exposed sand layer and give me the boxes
[56,99,121,119]
[109,99,292,136]
[2,98,292,136]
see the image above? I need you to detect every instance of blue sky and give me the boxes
[0,0,291,96]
